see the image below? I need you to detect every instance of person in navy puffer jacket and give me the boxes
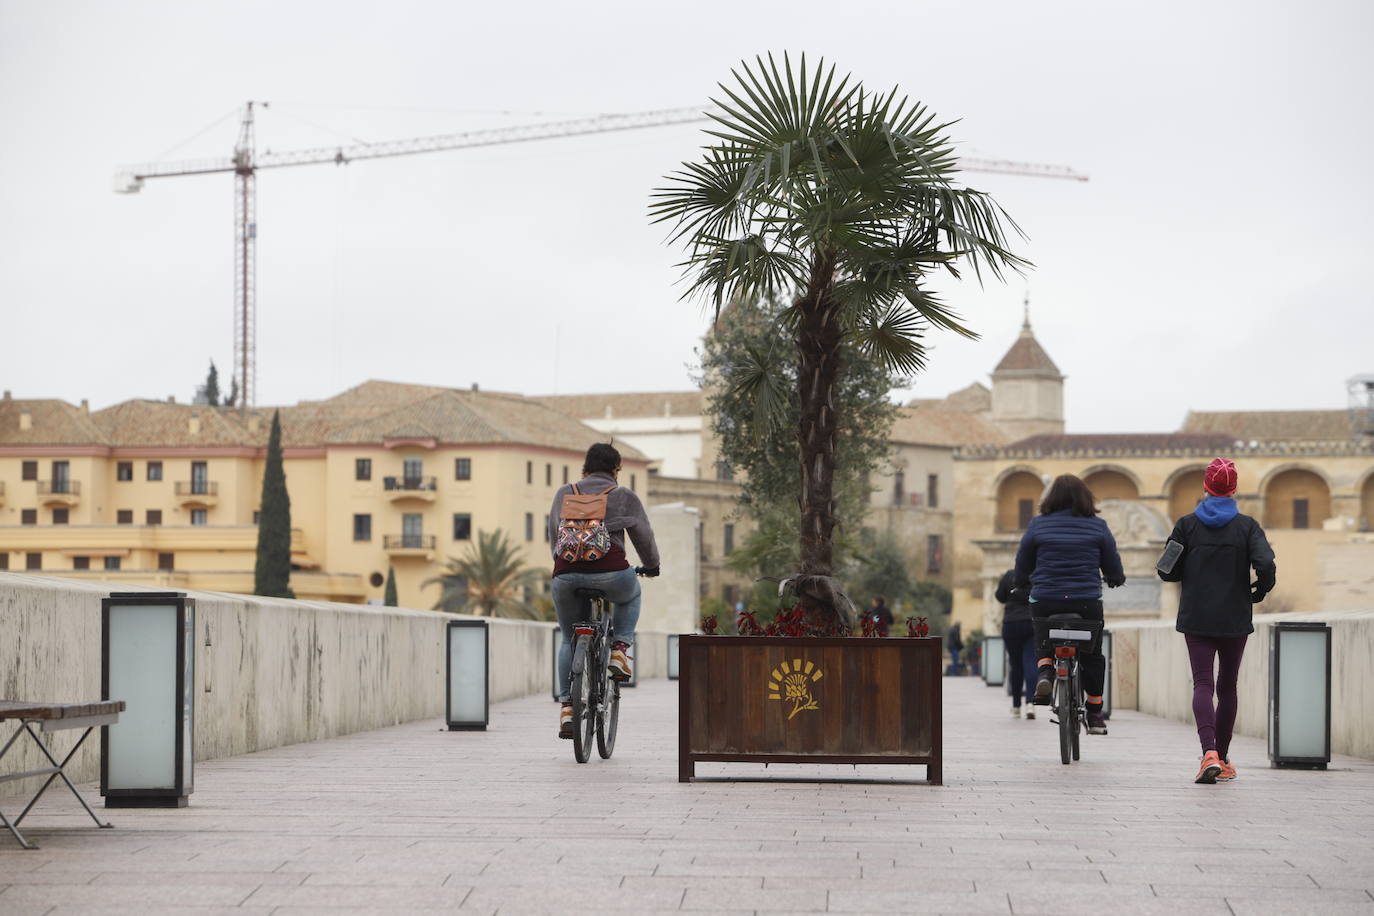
[1013,474,1125,735]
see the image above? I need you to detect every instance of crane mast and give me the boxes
[116,103,1087,407]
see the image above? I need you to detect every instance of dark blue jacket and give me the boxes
[1014,510,1125,601]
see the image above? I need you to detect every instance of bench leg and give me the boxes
[16,724,111,831]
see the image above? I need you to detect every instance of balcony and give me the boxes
[175,480,219,508]
[383,476,438,503]
[384,534,436,557]
[37,479,80,507]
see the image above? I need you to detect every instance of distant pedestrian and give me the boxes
[868,595,894,637]
[945,622,964,675]
[1014,474,1125,736]
[995,569,1037,719]
[1157,457,1276,784]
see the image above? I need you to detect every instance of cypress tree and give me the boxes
[384,565,398,607]
[203,361,221,407]
[254,410,295,598]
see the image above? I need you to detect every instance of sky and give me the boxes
[2,0,1371,433]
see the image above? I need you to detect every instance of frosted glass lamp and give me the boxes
[1269,622,1331,769]
[667,634,680,681]
[982,635,1005,687]
[550,626,561,701]
[1101,630,1114,719]
[446,620,489,730]
[101,591,195,808]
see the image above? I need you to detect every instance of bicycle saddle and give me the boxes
[574,588,608,601]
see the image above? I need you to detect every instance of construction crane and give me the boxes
[115,102,1088,408]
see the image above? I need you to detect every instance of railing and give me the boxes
[383,476,437,492]
[384,534,436,550]
[175,481,219,497]
[37,480,81,496]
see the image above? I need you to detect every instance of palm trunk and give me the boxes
[796,256,842,579]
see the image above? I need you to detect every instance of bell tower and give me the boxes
[990,297,1065,441]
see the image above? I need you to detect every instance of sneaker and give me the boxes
[1024,707,1036,720]
[1033,666,1054,704]
[1217,758,1237,780]
[1085,708,1108,735]
[608,642,633,681]
[1195,750,1223,784]
[1011,705,1022,718]
[558,703,573,739]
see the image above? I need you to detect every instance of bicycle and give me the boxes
[566,567,648,763]
[1045,614,1103,765]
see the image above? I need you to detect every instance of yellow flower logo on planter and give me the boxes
[768,659,824,720]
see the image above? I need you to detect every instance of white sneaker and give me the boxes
[1024,707,1036,720]
[1011,705,1022,718]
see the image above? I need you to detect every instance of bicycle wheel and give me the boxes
[596,661,620,759]
[1056,677,1072,765]
[1070,668,1081,761]
[570,635,595,764]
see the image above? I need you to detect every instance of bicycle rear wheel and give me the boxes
[596,663,620,759]
[1056,677,1073,765]
[570,635,595,764]
[1070,669,1082,761]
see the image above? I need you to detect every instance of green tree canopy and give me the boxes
[424,529,545,619]
[653,53,1025,614]
[253,410,294,598]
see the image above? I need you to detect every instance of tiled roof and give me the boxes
[1003,433,1237,454]
[536,391,703,420]
[0,399,110,446]
[940,382,992,413]
[890,407,1008,448]
[993,326,1061,376]
[92,400,259,447]
[1181,410,1356,442]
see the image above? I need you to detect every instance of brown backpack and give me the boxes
[554,484,617,562]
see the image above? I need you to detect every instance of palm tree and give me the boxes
[652,53,1026,615]
[423,529,545,618]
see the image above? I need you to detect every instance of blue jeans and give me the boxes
[551,567,641,703]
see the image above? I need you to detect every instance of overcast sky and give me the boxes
[2,0,1371,432]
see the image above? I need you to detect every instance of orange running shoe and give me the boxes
[1195,750,1223,784]
[1217,758,1236,780]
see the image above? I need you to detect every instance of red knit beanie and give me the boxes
[1204,458,1238,497]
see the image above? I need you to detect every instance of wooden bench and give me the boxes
[0,700,125,849]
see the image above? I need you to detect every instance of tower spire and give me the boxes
[1022,291,1031,333]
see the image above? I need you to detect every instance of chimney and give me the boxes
[189,414,201,436]
[167,395,176,404]
[20,409,32,431]
[471,383,479,392]
[2,390,10,401]
[80,399,89,414]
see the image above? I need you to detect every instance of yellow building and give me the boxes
[0,382,650,608]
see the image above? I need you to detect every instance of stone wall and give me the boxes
[0,573,671,798]
[1105,609,1374,760]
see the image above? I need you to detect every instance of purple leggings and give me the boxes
[1185,634,1248,757]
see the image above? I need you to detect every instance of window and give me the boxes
[158,553,174,571]
[562,466,569,484]
[116,510,133,525]
[191,461,209,494]
[723,523,735,556]
[402,513,424,547]
[116,461,133,481]
[453,513,472,540]
[104,556,121,571]
[73,556,90,570]
[543,514,550,542]
[52,508,68,525]
[146,509,162,525]
[715,460,733,482]
[51,461,70,493]
[546,464,552,486]
[927,535,943,573]
[1293,498,1310,530]
[26,552,42,570]
[894,470,905,506]
[455,458,471,481]
[0,554,7,570]
[526,461,533,484]
[630,473,637,492]
[369,572,385,588]
[21,461,37,481]
[353,513,372,541]
[355,458,372,481]
[21,509,36,525]
[147,461,163,481]
[402,457,423,486]
[1017,499,1034,531]
[253,510,260,525]
[190,508,207,526]
[927,474,939,509]
[525,512,534,542]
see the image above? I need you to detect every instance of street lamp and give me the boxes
[982,635,1005,687]
[667,634,680,681]
[1101,630,1113,719]
[445,620,488,731]
[100,591,195,808]
[1269,621,1331,769]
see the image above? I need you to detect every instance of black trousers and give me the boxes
[1031,598,1106,703]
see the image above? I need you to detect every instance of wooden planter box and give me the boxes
[678,635,942,784]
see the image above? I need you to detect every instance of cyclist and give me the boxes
[549,443,660,739]
[1014,474,1125,736]
[1157,457,1276,784]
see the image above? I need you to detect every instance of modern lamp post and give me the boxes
[1269,621,1332,769]
[445,620,489,731]
[667,634,680,681]
[981,635,1006,687]
[100,591,195,808]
